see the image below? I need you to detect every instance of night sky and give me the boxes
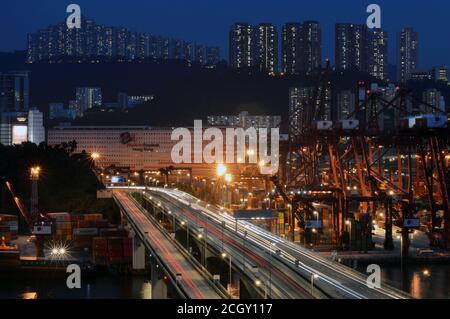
[1,0,449,68]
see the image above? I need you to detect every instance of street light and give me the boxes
[224,174,232,183]
[30,166,41,222]
[313,211,319,220]
[198,227,208,266]
[217,164,227,177]
[30,166,41,178]
[91,152,100,167]
[91,152,100,160]
[254,278,268,299]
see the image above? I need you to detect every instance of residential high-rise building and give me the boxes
[207,111,281,129]
[0,72,30,113]
[127,95,154,108]
[151,36,170,60]
[229,23,254,69]
[49,103,65,120]
[68,100,80,117]
[369,83,405,132]
[26,19,216,66]
[76,87,102,115]
[282,23,302,75]
[432,66,448,83]
[422,89,445,114]
[28,109,45,145]
[289,87,314,138]
[410,70,431,81]
[254,23,278,74]
[282,22,322,75]
[183,41,194,63]
[367,29,388,81]
[300,21,322,74]
[194,45,206,65]
[169,39,184,60]
[336,91,356,121]
[335,23,368,72]
[205,47,220,66]
[135,32,150,61]
[113,27,129,58]
[397,28,419,82]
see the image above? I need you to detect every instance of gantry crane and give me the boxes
[278,68,450,251]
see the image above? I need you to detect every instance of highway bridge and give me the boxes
[112,187,411,299]
[113,190,226,299]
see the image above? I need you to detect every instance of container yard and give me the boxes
[0,212,134,272]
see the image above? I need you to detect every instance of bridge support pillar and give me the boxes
[231,272,241,298]
[202,246,213,267]
[132,232,146,270]
[119,208,129,228]
[151,262,168,299]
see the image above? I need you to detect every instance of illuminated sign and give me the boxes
[234,210,274,220]
[305,220,323,229]
[120,132,134,144]
[111,176,126,183]
[12,125,28,145]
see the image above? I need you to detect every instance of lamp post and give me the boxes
[255,279,268,299]
[221,221,226,251]
[224,173,232,207]
[181,221,190,252]
[267,242,276,299]
[216,164,227,205]
[198,228,207,267]
[242,231,248,272]
[91,152,100,171]
[30,166,41,223]
[346,220,352,249]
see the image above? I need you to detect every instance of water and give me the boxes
[356,263,450,299]
[1,265,449,299]
[0,270,152,299]
[380,264,450,299]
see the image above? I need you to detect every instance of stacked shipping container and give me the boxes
[93,237,132,265]
[0,214,19,245]
[48,213,72,241]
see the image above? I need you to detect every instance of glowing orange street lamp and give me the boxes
[30,166,41,179]
[224,174,233,183]
[217,164,227,177]
[91,152,100,161]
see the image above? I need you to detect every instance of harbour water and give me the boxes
[0,264,449,299]
[377,264,450,299]
[0,270,151,299]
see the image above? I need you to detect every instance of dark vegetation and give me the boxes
[0,142,119,225]
[0,51,388,130]
[3,51,449,131]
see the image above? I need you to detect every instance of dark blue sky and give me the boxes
[1,0,448,68]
